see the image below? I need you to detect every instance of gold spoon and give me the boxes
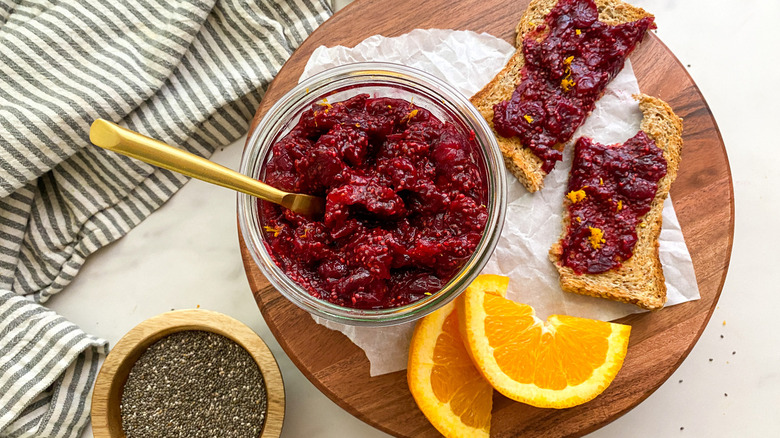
[89,119,325,216]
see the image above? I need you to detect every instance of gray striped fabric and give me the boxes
[0,0,332,436]
[0,290,108,438]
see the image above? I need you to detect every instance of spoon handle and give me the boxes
[89,119,288,206]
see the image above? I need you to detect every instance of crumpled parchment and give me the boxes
[301,29,699,376]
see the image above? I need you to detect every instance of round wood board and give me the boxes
[238,0,734,436]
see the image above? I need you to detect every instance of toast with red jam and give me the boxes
[471,0,655,192]
[549,94,683,310]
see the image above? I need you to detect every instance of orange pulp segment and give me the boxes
[457,275,631,408]
[408,300,492,437]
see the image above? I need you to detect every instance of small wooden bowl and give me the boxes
[91,309,284,438]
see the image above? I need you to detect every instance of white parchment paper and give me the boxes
[301,29,700,376]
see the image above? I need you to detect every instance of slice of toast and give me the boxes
[470,0,654,192]
[549,94,683,310]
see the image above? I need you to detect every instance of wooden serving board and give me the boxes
[239,0,734,436]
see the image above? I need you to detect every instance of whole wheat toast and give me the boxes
[470,0,654,192]
[549,94,683,310]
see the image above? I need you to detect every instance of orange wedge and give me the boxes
[408,281,499,438]
[457,275,631,408]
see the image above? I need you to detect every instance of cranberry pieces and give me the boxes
[261,94,487,309]
[561,131,667,274]
[493,0,655,173]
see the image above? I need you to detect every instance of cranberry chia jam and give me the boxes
[493,0,655,173]
[561,131,667,274]
[260,94,488,309]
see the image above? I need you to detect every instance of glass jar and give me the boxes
[238,62,506,326]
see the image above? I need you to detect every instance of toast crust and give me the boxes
[549,94,683,310]
[470,0,654,192]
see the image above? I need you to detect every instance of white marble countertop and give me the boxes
[50,0,779,436]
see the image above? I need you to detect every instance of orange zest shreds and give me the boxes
[561,77,576,92]
[566,189,587,204]
[576,29,582,35]
[599,177,604,186]
[561,56,576,91]
[588,226,605,249]
[263,225,282,237]
[523,114,534,123]
[401,109,419,124]
[617,200,623,211]
[319,98,332,109]
[576,217,582,223]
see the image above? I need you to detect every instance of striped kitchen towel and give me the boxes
[0,290,108,438]
[0,0,332,436]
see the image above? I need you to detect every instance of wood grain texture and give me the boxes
[239,0,734,436]
[91,310,284,438]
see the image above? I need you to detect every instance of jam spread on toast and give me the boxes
[262,95,487,309]
[561,131,666,274]
[493,0,655,173]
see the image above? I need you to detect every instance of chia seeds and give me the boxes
[120,330,267,438]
